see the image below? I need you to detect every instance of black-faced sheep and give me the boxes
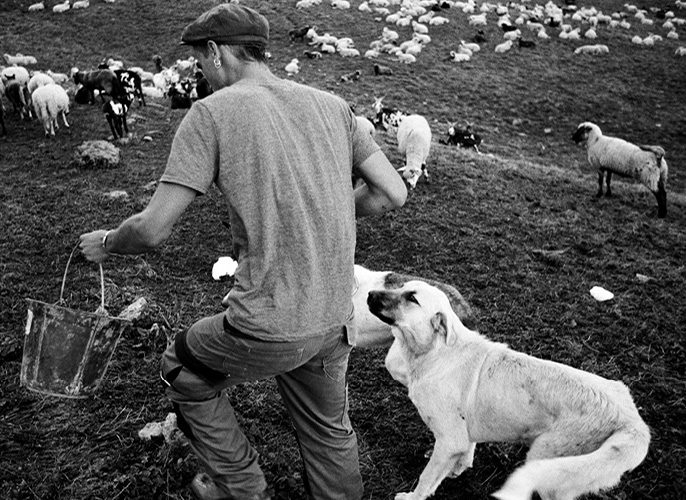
[572,122,668,218]
[289,25,312,42]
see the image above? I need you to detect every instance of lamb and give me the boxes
[71,67,124,104]
[31,83,70,137]
[373,63,393,76]
[46,69,70,84]
[72,0,89,9]
[495,40,513,52]
[285,58,300,75]
[28,1,44,11]
[103,98,128,140]
[396,114,432,189]
[4,53,38,65]
[5,79,33,120]
[52,0,70,13]
[289,25,312,42]
[28,71,55,94]
[572,122,668,218]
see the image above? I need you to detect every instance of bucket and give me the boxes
[20,245,131,398]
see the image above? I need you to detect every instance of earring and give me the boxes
[213,57,221,69]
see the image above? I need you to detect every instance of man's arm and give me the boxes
[79,181,198,263]
[354,150,407,217]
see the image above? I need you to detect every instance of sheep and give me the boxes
[396,114,432,189]
[1,65,30,86]
[495,40,513,52]
[397,52,417,64]
[572,122,668,218]
[168,82,192,109]
[31,83,70,137]
[303,50,323,59]
[439,122,482,153]
[373,63,393,76]
[4,54,38,66]
[5,79,33,120]
[449,51,471,62]
[28,72,55,94]
[103,98,128,140]
[72,0,89,8]
[675,46,686,56]
[340,69,361,82]
[285,58,300,75]
[28,2,44,11]
[574,44,609,55]
[52,0,70,13]
[338,47,361,57]
[46,69,69,84]
[71,67,124,104]
[331,0,350,9]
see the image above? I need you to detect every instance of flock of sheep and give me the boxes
[1,0,681,217]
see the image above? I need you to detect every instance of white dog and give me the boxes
[367,280,650,500]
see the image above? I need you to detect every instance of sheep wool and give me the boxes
[396,114,432,189]
[572,122,668,218]
[32,83,70,137]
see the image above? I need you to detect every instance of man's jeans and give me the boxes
[161,311,362,500]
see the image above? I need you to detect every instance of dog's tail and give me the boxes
[492,422,650,500]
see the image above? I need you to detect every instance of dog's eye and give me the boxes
[405,292,420,305]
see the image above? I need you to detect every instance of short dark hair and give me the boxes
[228,43,268,63]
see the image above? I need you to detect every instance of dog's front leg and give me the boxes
[450,442,476,478]
[395,438,469,500]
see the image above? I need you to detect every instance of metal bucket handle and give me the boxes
[59,242,106,314]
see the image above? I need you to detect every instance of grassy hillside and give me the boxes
[1,1,685,499]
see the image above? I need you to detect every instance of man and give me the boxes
[79,4,407,500]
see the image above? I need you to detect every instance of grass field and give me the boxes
[1,1,685,499]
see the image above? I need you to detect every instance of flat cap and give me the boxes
[180,3,269,46]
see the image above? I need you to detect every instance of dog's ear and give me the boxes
[431,312,457,346]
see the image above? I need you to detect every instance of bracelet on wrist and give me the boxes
[102,230,118,256]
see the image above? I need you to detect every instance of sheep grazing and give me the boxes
[572,122,668,218]
[371,96,406,132]
[439,123,482,153]
[72,67,124,104]
[396,114,432,189]
[32,83,70,137]
[5,79,33,120]
[103,98,128,140]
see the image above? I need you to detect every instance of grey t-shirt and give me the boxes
[161,77,379,341]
